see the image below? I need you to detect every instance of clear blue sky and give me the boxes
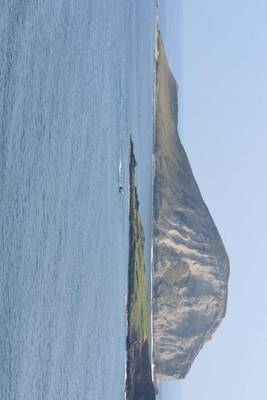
[159,1,267,399]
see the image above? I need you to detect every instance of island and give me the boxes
[126,30,230,395]
[152,33,230,380]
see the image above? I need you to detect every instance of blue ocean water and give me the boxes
[0,2,155,399]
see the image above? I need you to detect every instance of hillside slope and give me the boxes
[153,34,230,380]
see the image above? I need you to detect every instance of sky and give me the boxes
[159,1,267,399]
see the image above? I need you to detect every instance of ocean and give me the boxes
[0,2,155,399]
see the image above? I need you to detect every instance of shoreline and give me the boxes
[125,5,159,398]
[151,0,159,384]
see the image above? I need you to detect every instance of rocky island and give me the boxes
[152,34,230,380]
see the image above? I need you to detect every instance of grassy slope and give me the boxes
[126,139,155,400]
[129,174,150,341]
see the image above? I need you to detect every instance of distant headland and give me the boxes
[126,139,155,400]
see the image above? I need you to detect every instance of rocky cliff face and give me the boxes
[153,34,230,380]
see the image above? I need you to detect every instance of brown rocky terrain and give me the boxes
[153,34,230,380]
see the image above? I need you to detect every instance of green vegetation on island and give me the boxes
[126,139,155,400]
